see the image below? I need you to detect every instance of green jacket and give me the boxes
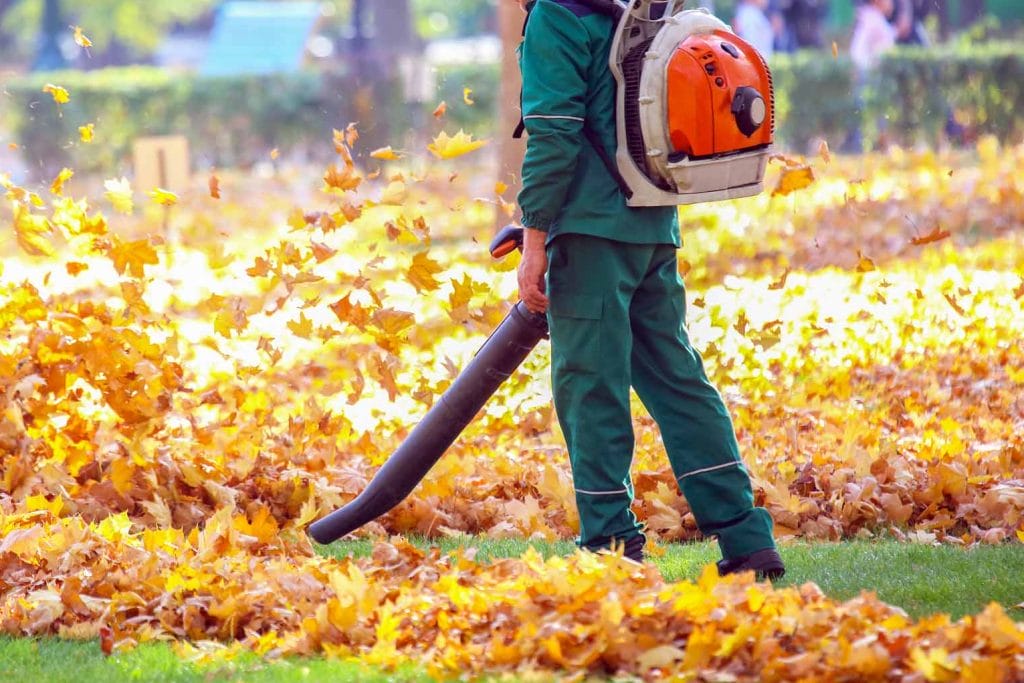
[517,0,679,246]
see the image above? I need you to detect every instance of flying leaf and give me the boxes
[370,146,403,161]
[330,293,371,330]
[768,268,791,290]
[149,188,178,206]
[433,101,447,119]
[856,250,876,272]
[78,123,95,143]
[310,240,337,263]
[463,87,474,105]
[380,180,407,206]
[818,140,831,165]
[288,313,314,339]
[104,177,134,214]
[428,130,489,160]
[50,167,73,196]
[406,251,443,293]
[42,83,69,104]
[109,238,159,278]
[72,26,92,48]
[773,164,815,196]
[909,227,951,246]
[13,202,54,256]
[831,41,839,59]
[323,163,361,193]
[371,308,415,337]
[495,181,509,195]
[208,173,221,199]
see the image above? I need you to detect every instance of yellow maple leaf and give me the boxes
[323,163,361,192]
[406,251,443,293]
[463,87,474,105]
[370,146,403,161]
[380,180,407,206]
[42,83,69,104]
[428,130,489,160]
[12,202,54,256]
[109,238,159,278]
[288,313,314,339]
[772,164,815,196]
[73,25,92,48]
[104,177,134,214]
[78,123,95,143]
[50,167,73,196]
[371,308,415,337]
[149,188,178,206]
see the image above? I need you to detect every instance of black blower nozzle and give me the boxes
[307,226,548,545]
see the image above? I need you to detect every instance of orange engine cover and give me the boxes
[665,30,773,159]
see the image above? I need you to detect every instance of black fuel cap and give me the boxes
[731,86,766,137]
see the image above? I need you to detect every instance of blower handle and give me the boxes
[489,224,525,259]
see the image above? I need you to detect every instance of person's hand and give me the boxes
[517,227,549,314]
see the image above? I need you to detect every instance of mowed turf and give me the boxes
[3,539,1022,683]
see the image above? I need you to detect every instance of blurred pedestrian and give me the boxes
[734,0,775,58]
[776,0,828,49]
[851,0,897,72]
[890,0,930,46]
[843,0,898,152]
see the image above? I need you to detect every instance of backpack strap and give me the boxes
[582,126,634,200]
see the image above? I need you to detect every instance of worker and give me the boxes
[513,0,785,579]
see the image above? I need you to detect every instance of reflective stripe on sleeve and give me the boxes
[574,487,628,495]
[523,114,585,122]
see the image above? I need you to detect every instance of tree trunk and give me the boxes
[496,2,526,231]
[32,0,66,71]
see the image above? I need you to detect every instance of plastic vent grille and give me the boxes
[754,49,775,138]
[622,37,656,177]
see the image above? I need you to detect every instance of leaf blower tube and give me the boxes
[308,226,546,544]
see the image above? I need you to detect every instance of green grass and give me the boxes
[3,538,1022,682]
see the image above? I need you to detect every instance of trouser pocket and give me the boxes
[547,292,603,374]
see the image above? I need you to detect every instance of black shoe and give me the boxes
[716,548,785,581]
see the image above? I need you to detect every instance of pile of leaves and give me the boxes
[2,508,1023,680]
[1,95,1024,674]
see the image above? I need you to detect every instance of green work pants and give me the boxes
[545,233,776,561]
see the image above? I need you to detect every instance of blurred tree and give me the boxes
[413,0,496,39]
[0,0,216,67]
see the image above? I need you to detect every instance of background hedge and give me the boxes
[2,40,1022,178]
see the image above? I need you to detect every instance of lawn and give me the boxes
[3,537,1021,683]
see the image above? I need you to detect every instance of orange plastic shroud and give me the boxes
[665,30,773,159]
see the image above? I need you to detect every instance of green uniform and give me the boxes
[517,0,777,561]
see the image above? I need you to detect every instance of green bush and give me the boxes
[769,51,858,152]
[867,42,1024,147]
[1,66,388,176]
[4,40,1023,177]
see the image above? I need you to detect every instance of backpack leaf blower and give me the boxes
[559,0,776,206]
[307,226,546,544]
